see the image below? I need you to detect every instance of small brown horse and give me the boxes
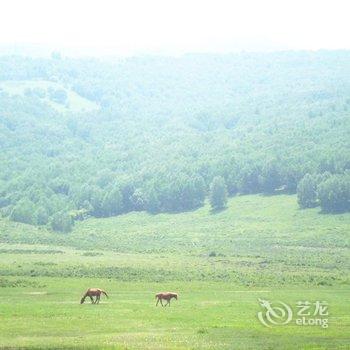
[80,288,108,304]
[155,292,178,306]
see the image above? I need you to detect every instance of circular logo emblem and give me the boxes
[257,298,293,327]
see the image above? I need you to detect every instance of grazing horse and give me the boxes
[155,292,178,306]
[80,288,108,304]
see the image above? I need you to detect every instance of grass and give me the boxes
[0,80,98,113]
[0,194,349,348]
[0,278,349,349]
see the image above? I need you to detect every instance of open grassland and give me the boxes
[0,195,349,348]
[0,278,349,349]
[1,195,348,286]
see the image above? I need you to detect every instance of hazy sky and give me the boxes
[0,0,349,55]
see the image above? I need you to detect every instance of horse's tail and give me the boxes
[101,290,109,298]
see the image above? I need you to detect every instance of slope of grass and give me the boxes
[0,195,349,286]
[0,80,98,112]
[0,194,349,348]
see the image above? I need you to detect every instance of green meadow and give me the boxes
[0,194,349,349]
[0,278,349,349]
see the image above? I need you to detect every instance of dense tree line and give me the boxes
[298,172,350,213]
[0,51,349,231]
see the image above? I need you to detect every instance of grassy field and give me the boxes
[0,194,349,349]
[0,80,98,113]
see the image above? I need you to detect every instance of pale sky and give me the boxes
[0,0,349,56]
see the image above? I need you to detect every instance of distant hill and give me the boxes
[0,51,349,230]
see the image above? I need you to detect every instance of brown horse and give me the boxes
[155,292,178,306]
[80,288,108,304]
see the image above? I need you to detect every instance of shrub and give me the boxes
[317,173,350,213]
[50,211,74,233]
[209,176,228,210]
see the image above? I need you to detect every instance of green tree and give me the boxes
[238,164,261,194]
[35,206,49,225]
[89,187,104,217]
[120,182,136,212]
[130,188,145,211]
[48,88,67,104]
[317,173,350,213]
[209,176,228,210]
[165,174,206,212]
[10,199,35,224]
[259,160,281,194]
[101,186,123,216]
[50,211,74,233]
[145,186,161,213]
[297,174,319,208]
[282,163,304,194]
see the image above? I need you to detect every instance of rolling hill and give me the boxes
[0,51,349,231]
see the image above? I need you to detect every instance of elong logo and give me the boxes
[257,298,329,328]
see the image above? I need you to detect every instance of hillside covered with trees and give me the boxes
[0,51,349,231]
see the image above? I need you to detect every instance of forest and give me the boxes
[0,51,349,231]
